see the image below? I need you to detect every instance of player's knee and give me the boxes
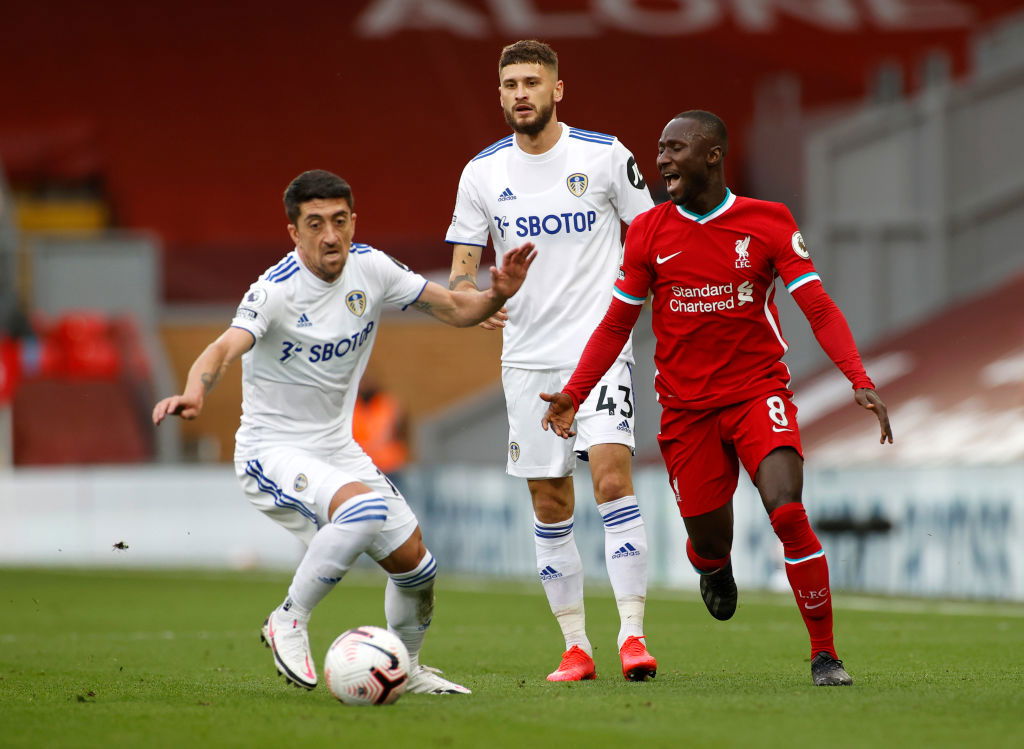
[689,535,732,560]
[330,491,388,536]
[531,492,572,523]
[593,473,633,503]
[762,491,801,515]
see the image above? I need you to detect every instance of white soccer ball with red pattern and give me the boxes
[324,626,410,706]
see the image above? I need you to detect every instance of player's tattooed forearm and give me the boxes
[413,300,433,313]
[200,372,219,393]
[449,273,478,291]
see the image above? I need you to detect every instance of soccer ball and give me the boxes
[324,626,410,706]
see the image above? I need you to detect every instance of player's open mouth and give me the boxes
[662,172,680,189]
[515,105,534,115]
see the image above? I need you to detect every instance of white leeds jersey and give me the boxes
[446,122,653,369]
[230,244,427,460]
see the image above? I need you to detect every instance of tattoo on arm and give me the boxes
[413,300,433,313]
[449,273,478,291]
[200,372,219,393]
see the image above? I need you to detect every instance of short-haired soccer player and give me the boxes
[446,40,658,682]
[541,112,893,686]
[154,170,536,695]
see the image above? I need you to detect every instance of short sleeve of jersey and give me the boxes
[231,280,284,341]
[367,250,429,309]
[609,139,655,225]
[445,162,490,247]
[769,204,823,295]
[611,216,654,306]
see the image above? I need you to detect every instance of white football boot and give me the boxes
[261,608,317,690]
[406,665,472,695]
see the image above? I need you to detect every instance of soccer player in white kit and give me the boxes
[154,170,536,695]
[446,40,658,682]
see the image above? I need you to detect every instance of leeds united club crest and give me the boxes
[346,290,367,317]
[566,173,588,197]
[509,442,521,463]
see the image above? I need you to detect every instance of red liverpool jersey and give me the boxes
[612,191,827,409]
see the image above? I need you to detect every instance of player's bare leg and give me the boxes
[378,527,470,695]
[530,477,596,681]
[683,503,738,620]
[589,443,657,681]
[755,448,852,685]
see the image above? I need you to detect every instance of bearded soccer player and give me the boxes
[154,170,536,695]
[541,111,893,686]
[446,40,657,682]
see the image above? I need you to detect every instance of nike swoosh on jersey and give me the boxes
[655,251,683,264]
[772,426,794,432]
[803,600,828,610]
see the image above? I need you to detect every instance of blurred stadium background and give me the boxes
[2,0,1024,602]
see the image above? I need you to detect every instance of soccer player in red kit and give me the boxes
[540,110,893,686]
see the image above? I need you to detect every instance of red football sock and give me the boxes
[769,502,837,659]
[686,538,729,574]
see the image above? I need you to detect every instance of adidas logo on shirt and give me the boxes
[296,313,313,328]
[539,565,563,581]
[612,542,640,559]
[497,187,517,202]
[616,419,631,433]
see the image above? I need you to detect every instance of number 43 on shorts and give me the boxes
[596,385,634,418]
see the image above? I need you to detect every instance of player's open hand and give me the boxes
[479,306,508,330]
[539,391,577,439]
[489,242,536,302]
[854,388,893,444]
[152,393,202,425]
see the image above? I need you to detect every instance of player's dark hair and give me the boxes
[499,39,558,76]
[674,110,729,156]
[284,170,354,223]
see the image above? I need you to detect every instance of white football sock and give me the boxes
[598,495,648,648]
[534,516,591,656]
[385,550,437,674]
[282,492,388,615]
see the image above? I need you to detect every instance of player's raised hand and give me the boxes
[854,388,893,444]
[540,391,577,439]
[489,242,536,301]
[152,393,203,425]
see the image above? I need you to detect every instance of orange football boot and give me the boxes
[546,645,597,682]
[619,635,657,681]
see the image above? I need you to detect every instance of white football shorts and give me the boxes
[235,445,416,560]
[502,360,636,479]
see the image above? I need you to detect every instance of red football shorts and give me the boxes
[657,390,804,518]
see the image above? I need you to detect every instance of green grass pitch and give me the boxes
[2,567,1022,748]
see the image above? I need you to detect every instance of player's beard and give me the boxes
[504,97,555,136]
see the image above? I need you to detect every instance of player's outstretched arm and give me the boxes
[152,327,253,425]
[854,388,893,444]
[414,242,536,327]
[449,243,508,330]
[539,392,577,439]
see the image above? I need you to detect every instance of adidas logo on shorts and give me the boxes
[616,419,631,434]
[612,542,640,559]
[539,565,563,581]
